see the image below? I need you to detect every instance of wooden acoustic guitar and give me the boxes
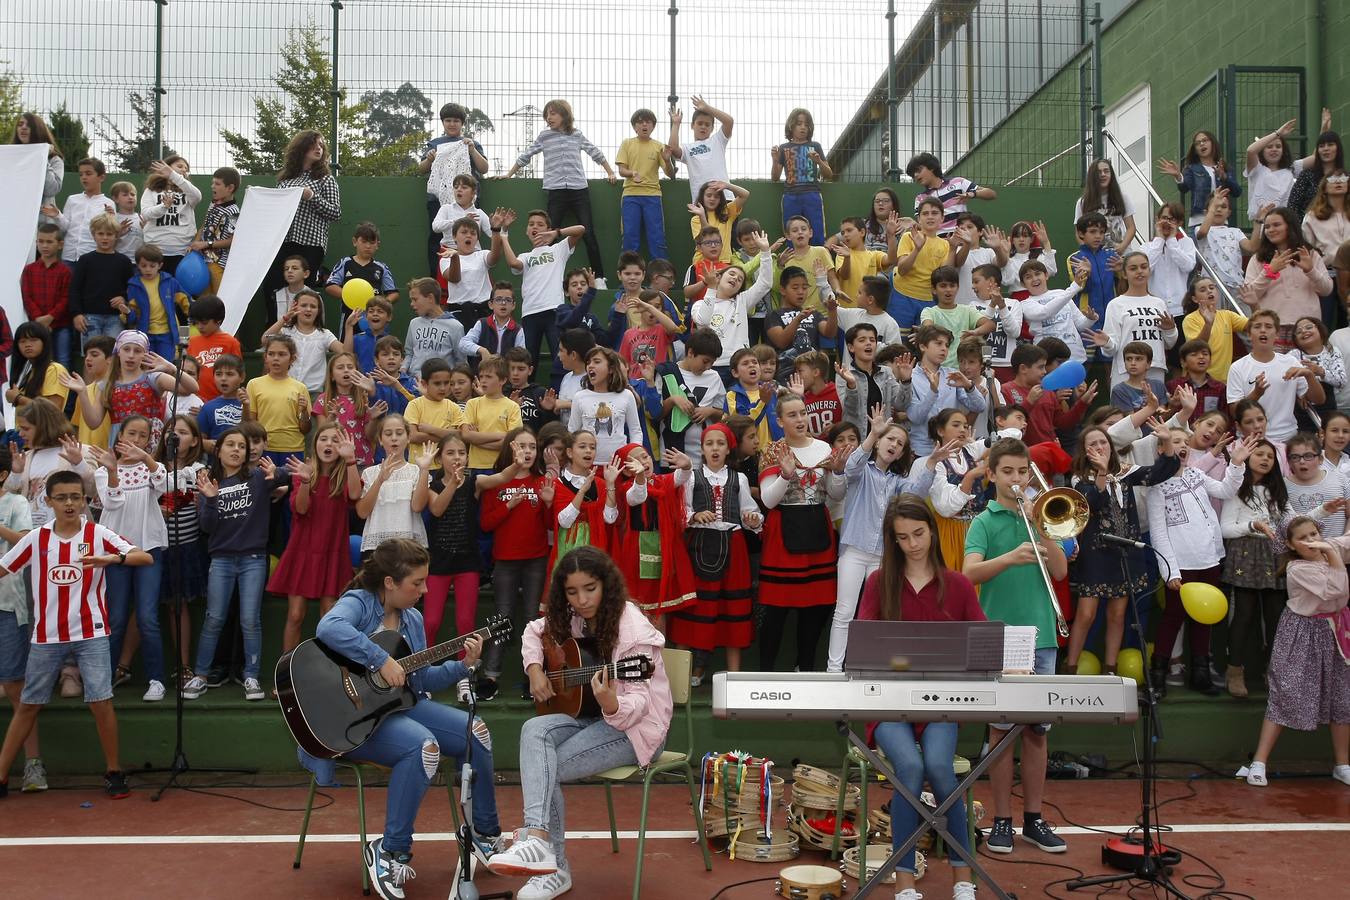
[276,616,512,758]
[534,634,655,718]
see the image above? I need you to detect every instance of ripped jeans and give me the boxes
[348,698,501,853]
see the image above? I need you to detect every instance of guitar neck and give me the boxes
[548,661,621,687]
[398,626,492,673]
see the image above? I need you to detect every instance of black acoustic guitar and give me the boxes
[276,616,512,759]
[535,634,655,718]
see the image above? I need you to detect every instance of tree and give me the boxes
[357,82,431,176]
[94,91,174,173]
[0,61,22,134]
[47,103,91,171]
[463,108,494,140]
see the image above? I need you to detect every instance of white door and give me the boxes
[1105,85,1153,244]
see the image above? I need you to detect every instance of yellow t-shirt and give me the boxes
[833,249,888,308]
[404,395,466,465]
[788,246,835,312]
[463,394,523,469]
[37,362,70,407]
[690,199,743,264]
[892,232,951,300]
[616,137,664,197]
[142,274,169,335]
[1182,309,1249,383]
[74,386,111,449]
[246,374,309,453]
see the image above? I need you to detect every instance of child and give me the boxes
[269,130,340,297]
[1001,220,1057,294]
[829,216,894,304]
[771,109,832,242]
[489,546,671,899]
[273,255,311,324]
[181,430,286,700]
[657,328,726,466]
[907,323,987,455]
[666,425,762,674]
[616,107,674,261]
[1000,344,1095,452]
[449,364,476,411]
[1244,515,1350,789]
[568,347,643,466]
[830,273,903,370]
[314,351,379,465]
[246,335,312,466]
[405,358,466,467]
[8,322,69,411]
[263,289,343,395]
[1110,342,1169,420]
[837,323,913,439]
[949,214,1011,304]
[668,95,735,205]
[126,244,190,359]
[1225,309,1324,444]
[503,347,555,434]
[68,329,193,449]
[431,173,492,250]
[463,356,524,472]
[612,250,653,327]
[1220,438,1288,697]
[1193,190,1255,299]
[928,408,997,569]
[403,277,468,376]
[69,213,136,344]
[162,354,204,424]
[765,266,831,380]
[1159,130,1242,226]
[1066,212,1120,326]
[344,296,394,376]
[1181,276,1248,384]
[499,209,587,375]
[186,295,242,402]
[501,98,617,273]
[109,179,141,261]
[1166,339,1226,424]
[689,180,751,264]
[690,232,773,372]
[610,442,696,625]
[906,151,995,236]
[48,157,112,264]
[424,103,491,226]
[544,430,618,570]
[94,415,169,701]
[1292,315,1346,428]
[890,198,954,328]
[1323,411,1350,478]
[140,156,201,272]
[196,354,244,453]
[1284,433,1350,539]
[189,166,240,294]
[21,224,73,368]
[826,406,950,673]
[0,470,148,799]
[1102,252,1179,388]
[824,422,861,525]
[1075,159,1138,252]
[269,424,361,654]
[790,350,843,439]
[724,348,782,450]
[372,336,420,417]
[442,218,502,332]
[778,216,835,311]
[0,449,39,791]
[969,265,1023,381]
[757,392,845,671]
[356,415,428,556]
[919,265,994,368]
[476,428,550,699]
[7,400,94,529]
[158,415,206,679]
[462,281,527,364]
[963,439,1070,855]
[1019,259,1103,365]
[556,268,618,378]
[1143,202,1198,317]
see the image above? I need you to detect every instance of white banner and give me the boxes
[0,144,51,330]
[217,185,302,335]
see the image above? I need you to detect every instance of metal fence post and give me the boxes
[1091,2,1103,161]
[886,0,897,180]
[154,0,167,159]
[668,0,679,110]
[330,0,343,173]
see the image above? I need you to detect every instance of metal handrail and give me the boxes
[1100,127,1243,313]
[1004,142,1088,186]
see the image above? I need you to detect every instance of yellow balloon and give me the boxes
[341,277,375,310]
[1117,648,1145,684]
[1076,650,1102,676]
[1180,582,1228,625]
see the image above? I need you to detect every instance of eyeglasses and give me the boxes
[699,239,722,247]
[1327,174,1350,184]
[1287,452,1320,462]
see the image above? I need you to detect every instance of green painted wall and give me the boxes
[951,0,1350,202]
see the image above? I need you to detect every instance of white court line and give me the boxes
[5,822,1350,846]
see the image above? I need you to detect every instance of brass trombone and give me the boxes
[1010,463,1089,639]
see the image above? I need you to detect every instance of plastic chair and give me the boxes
[595,647,713,900]
[294,758,461,896]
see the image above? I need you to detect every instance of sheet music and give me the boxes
[1002,626,1037,672]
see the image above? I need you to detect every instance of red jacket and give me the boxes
[21,258,72,328]
[1001,380,1088,447]
[479,475,549,560]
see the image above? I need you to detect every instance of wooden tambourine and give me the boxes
[841,843,925,884]
[729,828,799,863]
[775,864,846,900]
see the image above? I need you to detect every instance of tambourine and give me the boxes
[730,828,799,863]
[775,864,846,900]
[841,843,926,884]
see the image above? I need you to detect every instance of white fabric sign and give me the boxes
[0,144,50,329]
[217,185,302,335]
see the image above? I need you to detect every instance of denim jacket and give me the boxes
[1178,163,1242,219]
[314,588,469,696]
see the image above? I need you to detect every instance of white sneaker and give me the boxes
[517,869,572,900]
[181,675,207,700]
[486,834,557,877]
[142,680,166,702]
[896,889,923,900]
[1333,765,1350,786]
[1246,761,1268,787]
[953,881,977,900]
[456,678,474,705]
[243,677,265,701]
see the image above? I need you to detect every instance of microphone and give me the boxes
[1099,533,1147,551]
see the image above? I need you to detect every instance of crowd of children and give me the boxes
[5,104,1350,876]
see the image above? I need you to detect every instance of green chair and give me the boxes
[595,648,713,900]
[294,758,461,896]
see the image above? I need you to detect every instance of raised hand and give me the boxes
[660,448,693,472]
[868,402,890,436]
[604,457,625,483]
[1086,442,1111,474]
[196,469,219,498]
[1229,433,1259,466]
[350,371,376,395]
[1209,430,1235,457]
[930,438,963,466]
[541,388,558,411]
[285,455,314,480]
[9,448,25,475]
[834,361,857,391]
[369,399,388,419]
[686,202,705,216]
[1157,157,1182,179]
[257,455,278,479]
[539,473,556,505]
[59,371,87,394]
[58,435,85,465]
[92,445,117,471]
[787,372,806,397]
[416,445,437,469]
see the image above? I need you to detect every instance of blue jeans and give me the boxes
[519,714,648,872]
[195,552,268,679]
[347,698,500,854]
[621,195,668,261]
[51,326,73,370]
[106,548,165,683]
[81,314,124,348]
[872,721,969,874]
[22,635,113,704]
[147,332,176,362]
[781,191,826,245]
[522,309,562,385]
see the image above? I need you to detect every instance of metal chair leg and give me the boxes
[832,753,852,860]
[605,781,620,853]
[355,765,371,896]
[293,774,318,869]
[684,763,713,871]
[631,775,654,900]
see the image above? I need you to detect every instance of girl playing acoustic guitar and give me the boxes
[487,546,672,900]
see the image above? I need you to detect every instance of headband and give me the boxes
[114,330,149,352]
[703,423,737,451]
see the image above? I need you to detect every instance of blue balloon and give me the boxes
[1060,537,1077,557]
[1042,359,1086,392]
[176,251,211,295]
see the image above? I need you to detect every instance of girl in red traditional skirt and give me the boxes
[611,441,695,630]
[665,423,762,677]
[541,429,619,575]
[757,391,846,671]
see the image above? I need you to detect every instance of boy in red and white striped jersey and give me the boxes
[0,470,152,799]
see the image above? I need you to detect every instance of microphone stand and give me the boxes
[147,334,256,801]
[450,667,512,900]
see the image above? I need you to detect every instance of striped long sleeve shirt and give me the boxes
[515,128,609,190]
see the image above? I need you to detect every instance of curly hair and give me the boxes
[544,547,627,663]
[279,129,329,181]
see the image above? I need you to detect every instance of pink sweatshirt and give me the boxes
[1185,448,1229,516]
[1285,534,1350,617]
[522,601,673,766]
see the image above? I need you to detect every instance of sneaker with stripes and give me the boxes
[486,832,557,877]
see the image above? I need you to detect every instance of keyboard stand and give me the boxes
[837,721,1021,900]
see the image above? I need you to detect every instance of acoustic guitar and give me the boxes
[276,616,512,758]
[534,634,655,718]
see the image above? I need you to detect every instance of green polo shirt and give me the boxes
[964,499,1058,649]
[919,304,987,367]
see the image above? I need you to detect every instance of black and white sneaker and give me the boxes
[476,677,499,702]
[1022,817,1067,853]
[205,668,229,689]
[471,831,508,868]
[986,817,1014,853]
[364,837,416,900]
[104,770,130,799]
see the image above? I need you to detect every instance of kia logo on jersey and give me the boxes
[48,565,81,586]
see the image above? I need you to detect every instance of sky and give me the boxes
[0,0,923,179]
